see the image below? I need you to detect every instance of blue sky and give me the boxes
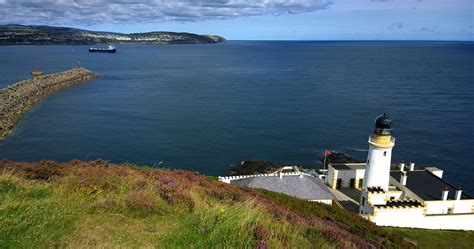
[1,0,472,40]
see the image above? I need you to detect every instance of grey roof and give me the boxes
[332,163,366,171]
[390,170,472,201]
[231,175,333,200]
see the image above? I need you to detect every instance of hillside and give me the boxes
[0,25,226,45]
[0,160,472,248]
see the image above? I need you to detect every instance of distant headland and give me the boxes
[0,25,226,45]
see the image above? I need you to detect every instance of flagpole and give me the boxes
[323,151,327,170]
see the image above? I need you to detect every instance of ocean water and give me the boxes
[0,41,473,193]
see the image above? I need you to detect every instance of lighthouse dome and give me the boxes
[374,113,392,135]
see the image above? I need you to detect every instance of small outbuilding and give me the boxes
[221,172,333,205]
[326,163,366,189]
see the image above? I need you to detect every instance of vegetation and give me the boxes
[386,228,474,249]
[256,189,412,247]
[206,35,227,43]
[0,160,471,248]
[0,25,226,45]
[228,152,363,176]
[324,152,363,165]
[228,160,283,176]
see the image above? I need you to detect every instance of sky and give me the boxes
[0,0,472,40]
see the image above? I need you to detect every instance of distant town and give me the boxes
[0,25,226,45]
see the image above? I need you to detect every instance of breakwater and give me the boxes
[0,67,97,137]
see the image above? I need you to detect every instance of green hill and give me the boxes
[0,160,472,248]
[0,25,226,45]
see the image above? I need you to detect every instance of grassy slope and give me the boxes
[0,160,469,248]
[386,228,474,249]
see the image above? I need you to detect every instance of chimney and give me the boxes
[455,189,463,200]
[400,161,405,171]
[400,173,407,185]
[409,162,415,171]
[441,188,449,201]
[278,171,282,179]
[299,173,304,178]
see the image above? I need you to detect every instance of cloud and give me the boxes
[388,22,404,29]
[0,0,333,25]
[414,27,435,32]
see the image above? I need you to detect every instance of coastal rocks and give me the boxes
[228,161,284,176]
[322,152,363,165]
[0,67,97,137]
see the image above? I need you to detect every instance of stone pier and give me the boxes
[0,67,97,137]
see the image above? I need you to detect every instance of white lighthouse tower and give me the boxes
[363,113,395,191]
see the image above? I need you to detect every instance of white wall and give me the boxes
[327,167,336,187]
[371,208,474,230]
[355,169,365,181]
[386,191,403,200]
[425,167,443,178]
[360,191,373,214]
[337,170,357,188]
[360,190,388,215]
[310,199,333,205]
[327,167,365,189]
[425,200,474,215]
[368,192,387,205]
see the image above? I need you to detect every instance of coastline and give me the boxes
[0,67,97,137]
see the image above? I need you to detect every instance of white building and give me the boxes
[219,169,334,205]
[328,114,474,230]
[327,163,366,189]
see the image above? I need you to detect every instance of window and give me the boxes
[362,197,366,206]
[383,151,387,156]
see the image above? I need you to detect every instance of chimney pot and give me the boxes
[442,189,449,201]
[455,189,463,200]
[400,173,407,185]
[400,162,405,171]
[409,162,415,171]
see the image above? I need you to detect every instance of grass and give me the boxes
[386,228,474,249]
[0,175,79,248]
[0,161,336,248]
[255,189,408,247]
[0,160,470,248]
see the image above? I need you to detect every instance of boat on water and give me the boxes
[89,45,116,53]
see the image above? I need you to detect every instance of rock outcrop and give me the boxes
[0,67,97,137]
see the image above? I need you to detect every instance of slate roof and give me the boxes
[332,163,366,171]
[390,170,473,201]
[230,175,333,201]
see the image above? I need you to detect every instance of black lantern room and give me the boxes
[373,113,392,135]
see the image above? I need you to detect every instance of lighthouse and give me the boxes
[363,113,395,191]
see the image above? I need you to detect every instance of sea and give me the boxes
[0,41,473,193]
